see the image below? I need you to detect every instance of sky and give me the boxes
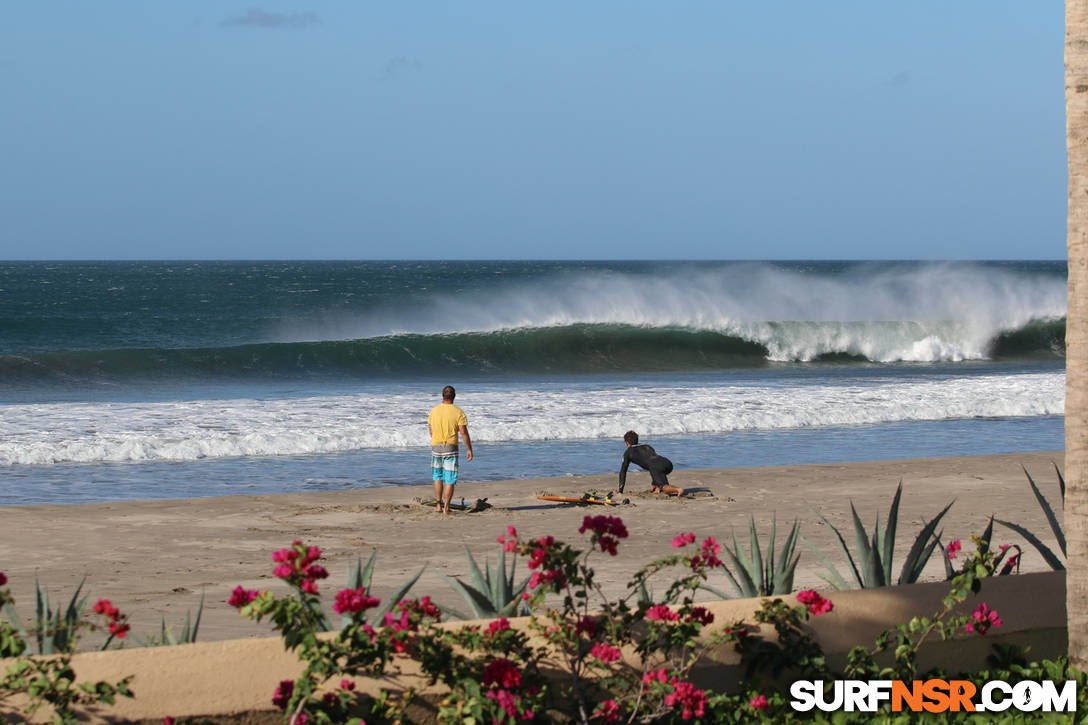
[0,2,1067,260]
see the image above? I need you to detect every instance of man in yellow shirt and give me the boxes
[428,385,473,514]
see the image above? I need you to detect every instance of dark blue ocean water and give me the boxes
[0,260,1066,505]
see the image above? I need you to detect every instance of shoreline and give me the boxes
[0,451,1065,644]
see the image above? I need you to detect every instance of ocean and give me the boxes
[0,260,1066,506]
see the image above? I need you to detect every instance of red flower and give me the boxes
[579,516,629,555]
[93,598,119,619]
[339,679,356,691]
[272,541,328,593]
[796,589,834,616]
[947,539,962,560]
[646,605,679,622]
[594,699,621,722]
[589,641,622,663]
[665,680,707,720]
[575,616,598,637]
[109,621,130,638]
[482,658,523,689]
[487,617,511,636]
[333,586,381,615]
[228,586,259,608]
[749,694,769,710]
[686,607,714,626]
[0,572,7,587]
[272,679,294,710]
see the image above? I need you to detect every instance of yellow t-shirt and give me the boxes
[429,403,468,446]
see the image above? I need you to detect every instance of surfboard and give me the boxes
[537,494,621,506]
[420,497,491,512]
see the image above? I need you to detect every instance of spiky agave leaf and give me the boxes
[770,519,803,595]
[806,511,863,590]
[897,501,954,585]
[1023,465,1066,558]
[993,518,1065,571]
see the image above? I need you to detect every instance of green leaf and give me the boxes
[882,481,903,578]
[993,518,1065,570]
[801,535,851,591]
[1023,465,1066,557]
[897,500,954,584]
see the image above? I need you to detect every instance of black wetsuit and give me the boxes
[618,443,673,494]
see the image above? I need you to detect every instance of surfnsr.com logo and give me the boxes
[790,679,1076,713]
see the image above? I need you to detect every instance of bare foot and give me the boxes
[443,507,451,515]
[435,504,442,512]
[676,488,687,497]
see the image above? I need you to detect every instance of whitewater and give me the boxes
[0,260,1066,503]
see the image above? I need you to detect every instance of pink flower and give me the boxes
[272,541,329,593]
[0,572,6,587]
[486,688,531,721]
[796,589,834,616]
[497,526,519,552]
[697,536,723,568]
[109,621,130,638]
[749,694,769,710]
[947,539,962,560]
[339,679,355,691]
[646,605,679,622]
[163,718,175,725]
[665,680,708,720]
[272,679,294,710]
[228,586,259,608]
[589,641,622,663]
[966,602,1003,635]
[672,532,696,548]
[594,699,621,722]
[333,586,381,615]
[642,668,669,688]
[482,658,523,689]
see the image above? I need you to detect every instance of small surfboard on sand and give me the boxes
[537,493,623,506]
[420,497,491,512]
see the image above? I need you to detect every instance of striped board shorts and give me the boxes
[431,444,459,485]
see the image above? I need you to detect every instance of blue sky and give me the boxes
[0,2,1066,260]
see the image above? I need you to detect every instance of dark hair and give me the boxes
[442,385,456,401]
[623,430,639,445]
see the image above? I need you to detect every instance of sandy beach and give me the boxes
[0,451,1066,645]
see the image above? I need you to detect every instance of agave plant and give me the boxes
[703,515,802,599]
[993,463,1066,571]
[338,550,425,629]
[144,592,204,647]
[805,482,953,590]
[2,577,90,654]
[439,544,530,620]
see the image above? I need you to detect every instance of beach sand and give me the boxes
[0,451,1066,644]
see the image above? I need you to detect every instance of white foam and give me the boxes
[0,371,1064,466]
[278,263,1067,363]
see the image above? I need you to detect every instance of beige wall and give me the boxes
[1,572,1065,723]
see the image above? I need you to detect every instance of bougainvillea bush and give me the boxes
[227,520,1085,724]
